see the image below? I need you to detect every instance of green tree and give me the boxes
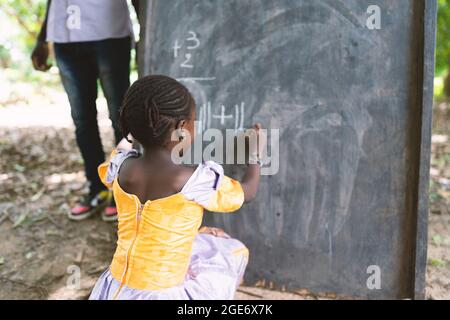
[437,0,450,97]
[0,0,47,69]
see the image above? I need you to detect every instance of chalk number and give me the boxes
[174,31,201,69]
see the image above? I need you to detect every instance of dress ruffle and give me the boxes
[89,233,248,300]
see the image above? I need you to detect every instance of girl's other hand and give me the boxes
[199,226,229,238]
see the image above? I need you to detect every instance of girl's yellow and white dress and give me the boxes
[89,149,249,300]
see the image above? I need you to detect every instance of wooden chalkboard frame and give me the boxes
[412,0,437,300]
[137,0,437,300]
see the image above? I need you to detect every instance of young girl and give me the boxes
[89,75,265,300]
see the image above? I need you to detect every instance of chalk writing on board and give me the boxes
[174,30,245,133]
[197,101,245,133]
[174,31,201,69]
[177,77,216,83]
[186,31,200,49]
[180,54,194,68]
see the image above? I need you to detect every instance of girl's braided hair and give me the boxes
[119,75,195,147]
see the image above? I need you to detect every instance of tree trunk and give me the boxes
[444,57,450,99]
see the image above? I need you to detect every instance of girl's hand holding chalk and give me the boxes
[247,123,267,164]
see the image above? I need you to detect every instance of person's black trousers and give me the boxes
[54,37,131,197]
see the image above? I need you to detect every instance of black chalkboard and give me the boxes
[139,0,436,299]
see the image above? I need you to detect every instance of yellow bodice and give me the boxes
[110,180,203,290]
[97,150,244,292]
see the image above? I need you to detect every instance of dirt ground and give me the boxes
[0,92,449,300]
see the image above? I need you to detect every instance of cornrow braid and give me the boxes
[119,75,195,147]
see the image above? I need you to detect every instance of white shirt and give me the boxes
[46,0,134,43]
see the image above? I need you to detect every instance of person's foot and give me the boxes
[102,199,118,222]
[68,190,110,221]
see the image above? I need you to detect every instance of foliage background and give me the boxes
[437,0,450,76]
[0,0,47,69]
[0,0,138,104]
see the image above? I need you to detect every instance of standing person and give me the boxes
[31,0,140,222]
